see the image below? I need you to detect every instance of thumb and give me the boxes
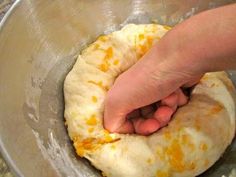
[103,45,186,133]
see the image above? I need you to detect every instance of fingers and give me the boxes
[132,118,161,135]
[115,119,135,134]
[161,92,178,110]
[154,89,188,127]
[104,88,188,135]
[132,106,174,135]
[103,41,197,134]
[132,89,189,135]
[103,88,136,132]
[103,54,184,133]
[175,88,188,106]
[153,106,174,127]
[161,88,188,109]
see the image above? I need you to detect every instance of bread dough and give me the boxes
[64,24,236,177]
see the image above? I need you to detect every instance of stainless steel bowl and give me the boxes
[0,0,236,177]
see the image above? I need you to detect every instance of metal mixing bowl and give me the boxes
[0,0,236,177]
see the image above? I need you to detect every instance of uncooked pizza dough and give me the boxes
[64,24,236,177]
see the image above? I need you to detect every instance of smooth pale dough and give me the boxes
[64,24,236,177]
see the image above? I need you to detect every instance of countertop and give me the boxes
[0,1,15,176]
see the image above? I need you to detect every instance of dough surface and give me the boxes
[64,24,236,177]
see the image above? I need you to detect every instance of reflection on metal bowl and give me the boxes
[0,0,235,177]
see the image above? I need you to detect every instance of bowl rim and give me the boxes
[0,1,235,177]
[0,1,24,177]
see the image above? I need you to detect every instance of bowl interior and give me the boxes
[0,0,236,177]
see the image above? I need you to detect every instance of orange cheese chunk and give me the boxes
[113,59,120,65]
[98,35,109,42]
[163,25,171,30]
[88,127,94,133]
[99,62,110,72]
[93,43,100,50]
[156,170,170,177]
[88,80,109,91]
[86,114,97,126]
[166,140,185,172]
[105,47,113,59]
[91,96,98,103]
[139,34,145,40]
[200,142,208,151]
[209,104,223,115]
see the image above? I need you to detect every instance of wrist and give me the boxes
[159,4,236,73]
[154,29,206,79]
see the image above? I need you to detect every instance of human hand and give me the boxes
[103,3,236,135]
[103,43,202,135]
[125,88,190,135]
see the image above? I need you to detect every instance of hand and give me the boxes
[103,3,236,135]
[126,88,190,135]
[103,43,202,135]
